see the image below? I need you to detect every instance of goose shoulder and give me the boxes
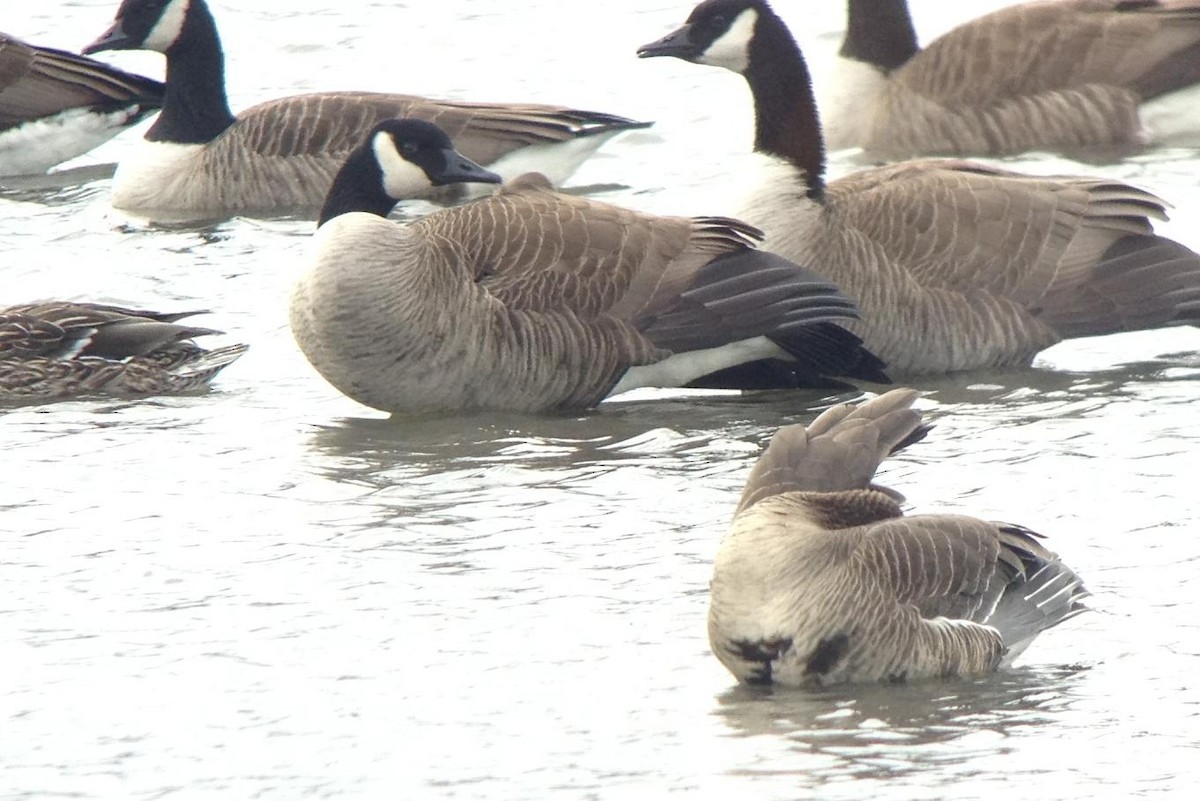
[709,389,1089,686]
[0,302,245,402]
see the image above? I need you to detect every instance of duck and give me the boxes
[822,0,1200,159]
[708,388,1088,686]
[0,302,247,402]
[81,0,650,219]
[0,32,163,176]
[289,118,890,414]
[638,0,1200,375]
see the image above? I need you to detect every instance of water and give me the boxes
[2,1,1200,798]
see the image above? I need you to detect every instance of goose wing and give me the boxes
[895,0,1200,103]
[0,33,163,129]
[229,92,645,166]
[827,160,1167,305]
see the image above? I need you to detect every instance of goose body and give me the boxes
[0,32,163,176]
[823,0,1200,159]
[709,389,1088,686]
[639,0,1200,375]
[290,119,888,414]
[83,0,648,219]
[0,302,246,402]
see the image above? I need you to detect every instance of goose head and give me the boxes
[83,0,195,56]
[637,0,764,74]
[319,118,502,225]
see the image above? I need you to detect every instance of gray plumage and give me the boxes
[0,302,246,402]
[640,0,1200,375]
[708,388,1089,686]
[826,0,1200,158]
[0,32,163,175]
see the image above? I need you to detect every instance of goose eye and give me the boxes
[399,142,418,156]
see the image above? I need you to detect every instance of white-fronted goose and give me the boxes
[81,0,649,219]
[638,0,1200,375]
[823,0,1200,158]
[708,388,1088,686]
[0,302,246,402]
[0,32,162,176]
[289,119,889,414]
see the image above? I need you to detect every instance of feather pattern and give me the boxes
[708,389,1089,686]
[0,302,246,402]
[828,0,1200,157]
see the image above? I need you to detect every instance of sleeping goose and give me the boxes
[823,0,1200,159]
[0,32,162,176]
[709,388,1088,686]
[81,0,649,219]
[289,118,889,414]
[638,0,1200,375]
[0,302,246,402]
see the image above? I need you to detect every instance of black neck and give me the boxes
[745,6,826,198]
[317,146,397,226]
[145,0,237,144]
[840,0,919,72]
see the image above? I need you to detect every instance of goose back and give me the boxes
[828,0,1200,157]
[709,389,1089,686]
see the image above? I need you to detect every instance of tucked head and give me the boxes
[83,0,192,55]
[637,0,766,73]
[318,119,502,225]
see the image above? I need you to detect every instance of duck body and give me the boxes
[0,302,246,402]
[0,32,163,176]
[709,389,1089,686]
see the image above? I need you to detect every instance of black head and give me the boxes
[637,0,768,72]
[83,0,191,55]
[318,119,502,226]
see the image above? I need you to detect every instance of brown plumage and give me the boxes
[0,302,246,402]
[826,0,1200,158]
[639,0,1200,374]
[0,32,162,175]
[708,389,1089,686]
[291,120,888,414]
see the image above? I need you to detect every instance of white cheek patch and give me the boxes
[698,8,758,73]
[373,133,434,198]
[144,0,191,52]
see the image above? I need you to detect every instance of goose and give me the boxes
[0,32,163,177]
[0,301,247,402]
[81,0,650,219]
[823,0,1200,159]
[708,388,1089,686]
[289,118,890,414]
[638,0,1200,375]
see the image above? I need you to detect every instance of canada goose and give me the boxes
[0,32,163,177]
[708,388,1088,686]
[81,0,650,219]
[638,0,1200,375]
[0,301,247,402]
[289,118,889,414]
[823,0,1200,158]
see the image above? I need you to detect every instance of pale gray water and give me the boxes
[2,1,1199,799]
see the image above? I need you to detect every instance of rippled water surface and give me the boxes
[3,1,1200,799]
